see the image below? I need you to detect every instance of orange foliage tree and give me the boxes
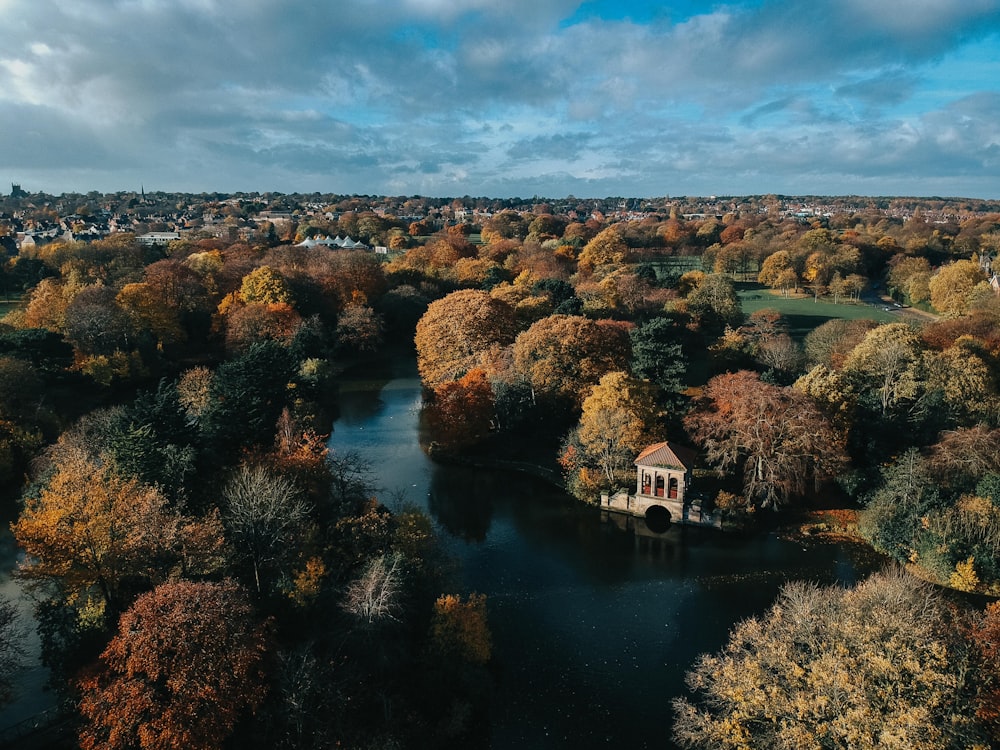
[12,443,226,614]
[414,290,516,388]
[511,315,632,407]
[423,368,495,453]
[79,580,269,750]
[685,370,847,508]
[972,601,1000,743]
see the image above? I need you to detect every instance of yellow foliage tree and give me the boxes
[12,444,226,613]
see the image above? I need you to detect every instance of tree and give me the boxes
[972,601,1000,744]
[685,371,847,508]
[116,282,186,348]
[429,593,492,666]
[843,323,925,417]
[341,552,405,625]
[222,463,311,594]
[630,316,687,394]
[561,371,659,498]
[924,342,1000,427]
[79,580,269,750]
[12,442,225,614]
[239,265,294,305]
[803,318,879,369]
[757,250,792,288]
[423,368,495,453]
[224,301,303,353]
[199,341,296,456]
[577,226,627,272]
[414,290,516,388]
[929,259,986,317]
[63,285,130,356]
[335,303,384,354]
[673,570,985,750]
[512,315,632,408]
[683,273,743,333]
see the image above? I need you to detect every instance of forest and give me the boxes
[1,192,1000,747]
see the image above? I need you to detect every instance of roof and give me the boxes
[634,441,696,471]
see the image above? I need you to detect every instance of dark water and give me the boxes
[0,499,54,735]
[328,355,883,750]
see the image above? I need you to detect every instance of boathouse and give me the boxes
[601,441,720,529]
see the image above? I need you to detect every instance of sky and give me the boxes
[1,0,999,199]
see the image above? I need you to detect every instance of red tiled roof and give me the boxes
[634,441,696,470]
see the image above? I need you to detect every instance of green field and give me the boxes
[738,283,895,339]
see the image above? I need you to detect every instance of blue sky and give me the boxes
[0,0,998,198]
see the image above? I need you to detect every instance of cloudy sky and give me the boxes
[1,0,999,198]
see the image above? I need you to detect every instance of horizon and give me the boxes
[2,1,999,199]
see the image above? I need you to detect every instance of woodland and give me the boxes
[1,193,1000,747]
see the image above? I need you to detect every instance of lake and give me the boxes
[327,353,883,749]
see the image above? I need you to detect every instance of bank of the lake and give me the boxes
[328,353,886,750]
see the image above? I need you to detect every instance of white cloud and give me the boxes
[0,0,998,196]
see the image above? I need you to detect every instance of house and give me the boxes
[137,231,181,247]
[601,440,720,529]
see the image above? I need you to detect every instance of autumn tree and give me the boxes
[414,290,516,388]
[577,226,627,272]
[511,315,631,408]
[334,303,384,354]
[972,601,1000,743]
[843,322,925,418]
[224,302,303,353]
[803,318,879,369]
[12,441,225,615]
[682,273,743,334]
[79,580,269,750]
[561,371,659,500]
[757,250,793,289]
[673,569,985,749]
[429,593,492,666]
[888,255,933,305]
[685,371,847,508]
[423,368,495,453]
[929,259,987,317]
[924,340,1000,427]
[239,265,294,305]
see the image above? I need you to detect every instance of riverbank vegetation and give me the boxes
[0,227,494,747]
[0,193,999,745]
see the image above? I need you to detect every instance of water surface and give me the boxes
[328,355,881,749]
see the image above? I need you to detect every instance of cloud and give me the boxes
[0,0,998,196]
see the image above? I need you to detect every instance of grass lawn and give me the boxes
[738,283,895,339]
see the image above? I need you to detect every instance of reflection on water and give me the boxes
[331,355,883,750]
[0,499,55,734]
